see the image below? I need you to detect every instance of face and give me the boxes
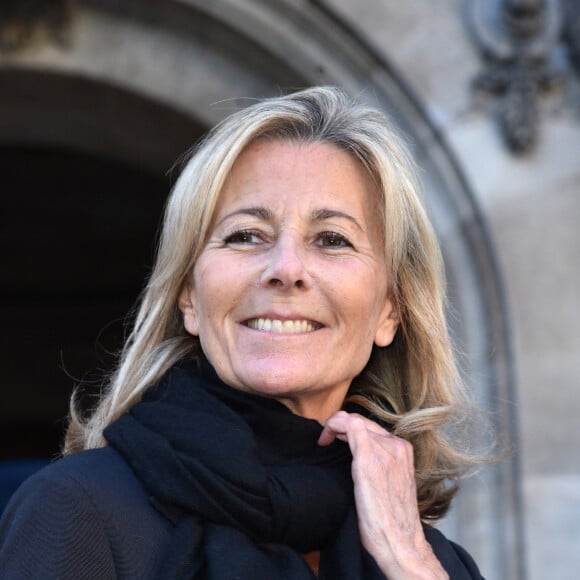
[179,140,398,422]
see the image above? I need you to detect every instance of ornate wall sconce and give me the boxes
[465,0,580,154]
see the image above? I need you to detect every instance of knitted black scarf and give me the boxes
[104,359,481,579]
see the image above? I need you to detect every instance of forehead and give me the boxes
[214,139,379,218]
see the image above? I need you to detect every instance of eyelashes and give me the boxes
[317,231,353,248]
[224,229,262,245]
[223,229,353,249]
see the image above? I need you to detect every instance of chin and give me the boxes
[241,371,310,396]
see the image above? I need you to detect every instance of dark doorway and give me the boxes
[0,70,206,513]
[0,146,172,459]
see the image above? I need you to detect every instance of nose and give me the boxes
[260,233,311,290]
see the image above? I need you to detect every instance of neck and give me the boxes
[274,388,347,423]
[302,550,320,575]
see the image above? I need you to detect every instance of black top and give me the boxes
[0,361,484,579]
[0,447,172,578]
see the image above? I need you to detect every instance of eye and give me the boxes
[317,231,353,248]
[224,229,262,245]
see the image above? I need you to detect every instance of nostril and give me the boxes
[266,277,305,289]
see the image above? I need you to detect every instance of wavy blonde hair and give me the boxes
[65,86,476,519]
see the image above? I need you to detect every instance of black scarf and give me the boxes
[104,359,481,579]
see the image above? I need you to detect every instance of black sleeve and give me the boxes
[0,469,117,579]
[423,524,485,579]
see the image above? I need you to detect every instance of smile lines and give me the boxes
[244,318,321,333]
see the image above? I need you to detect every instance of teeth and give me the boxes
[246,318,316,333]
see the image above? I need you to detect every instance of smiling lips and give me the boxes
[244,318,321,334]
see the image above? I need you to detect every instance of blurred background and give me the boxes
[1,1,579,578]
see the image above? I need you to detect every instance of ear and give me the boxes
[374,297,399,347]
[178,284,200,336]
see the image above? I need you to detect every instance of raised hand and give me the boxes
[319,411,448,580]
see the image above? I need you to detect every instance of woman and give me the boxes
[0,87,483,578]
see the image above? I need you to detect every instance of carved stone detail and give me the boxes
[465,0,580,154]
[0,0,74,52]
[563,0,580,76]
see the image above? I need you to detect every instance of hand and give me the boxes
[318,411,448,579]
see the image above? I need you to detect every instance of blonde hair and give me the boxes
[65,87,476,519]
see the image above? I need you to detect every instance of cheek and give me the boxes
[348,267,386,308]
[193,260,239,329]
[342,271,389,335]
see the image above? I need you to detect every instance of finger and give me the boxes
[318,411,392,446]
[318,411,372,446]
[317,425,337,446]
[318,411,350,446]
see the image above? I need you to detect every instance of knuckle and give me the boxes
[350,416,368,432]
[389,435,413,454]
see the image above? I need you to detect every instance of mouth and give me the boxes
[243,318,323,334]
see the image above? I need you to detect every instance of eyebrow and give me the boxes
[218,207,273,225]
[218,206,363,231]
[310,208,363,231]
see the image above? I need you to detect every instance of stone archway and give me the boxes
[0,1,523,577]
